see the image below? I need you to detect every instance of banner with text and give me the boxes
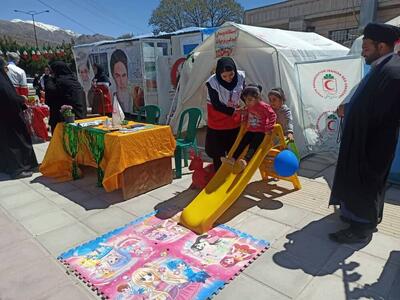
[215,27,239,58]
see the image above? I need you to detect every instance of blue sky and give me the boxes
[0,0,283,37]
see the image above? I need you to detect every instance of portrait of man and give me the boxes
[110,49,144,113]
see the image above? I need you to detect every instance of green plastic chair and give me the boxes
[138,105,161,124]
[174,107,203,178]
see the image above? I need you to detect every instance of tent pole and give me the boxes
[275,50,283,88]
[167,81,181,125]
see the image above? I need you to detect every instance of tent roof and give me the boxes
[191,22,349,64]
[235,23,348,52]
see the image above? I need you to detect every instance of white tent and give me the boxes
[169,22,362,157]
[349,15,400,55]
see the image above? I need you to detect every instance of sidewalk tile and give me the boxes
[80,206,136,234]
[7,199,59,221]
[117,193,163,216]
[252,203,309,226]
[321,246,399,298]
[354,232,400,264]
[39,283,95,300]
[0,189,44,210]
[0,239,48,272]
[0,222,31,250]
[235,214,291,243]
[20,210,77,236]
[0,183,32,198]
[272,229,339,273]
[60,200,107,220]
[244,248,313,298]
[296,274,360,300]
[0,257,70,300]
[217,274,289,300]
[37,223,97,256]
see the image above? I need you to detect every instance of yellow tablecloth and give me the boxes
[40,117,176,192]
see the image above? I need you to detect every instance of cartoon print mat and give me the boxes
[58,211,269,300]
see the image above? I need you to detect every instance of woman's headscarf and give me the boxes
[93,63,111,85]
[48,60,86,120]
[50,60,74,77]
[215,57,238,91]
[0,57,17,93]
[0,57,8,78]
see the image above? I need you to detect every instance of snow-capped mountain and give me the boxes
[11,19,81,37]
[1,19,112,46]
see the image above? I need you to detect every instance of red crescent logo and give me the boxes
[327,120,336,131]
[324,79,335,91]
[170,58,186,88]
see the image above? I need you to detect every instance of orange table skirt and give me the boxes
[39,117,176,192]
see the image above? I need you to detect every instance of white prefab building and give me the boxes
[72,28,215,123]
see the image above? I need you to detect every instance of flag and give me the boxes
[112,96,125,127]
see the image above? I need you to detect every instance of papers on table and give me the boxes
[119,124,154,133]
[77,120,104,128]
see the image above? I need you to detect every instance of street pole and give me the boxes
[13,10,50,49]
[31,14,38,49]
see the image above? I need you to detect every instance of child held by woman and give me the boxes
[221,84,276,173]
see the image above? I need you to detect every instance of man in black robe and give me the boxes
[330,23,400,243]
[0,58,38,179]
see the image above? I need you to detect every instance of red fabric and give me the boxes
[31,106,49,140]
[243,101,276,133]
[40,91,46,103]
[95,85,112,114]
[207,103,241,130]
[188,153,215,189]
[16,86,29,97]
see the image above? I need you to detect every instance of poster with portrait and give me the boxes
[73,42,144,114]
[74,50,94,107]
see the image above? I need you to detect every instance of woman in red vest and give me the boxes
[205,57,245,171]
[91,63,112,115]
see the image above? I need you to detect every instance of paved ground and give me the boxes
[0,142,399,300]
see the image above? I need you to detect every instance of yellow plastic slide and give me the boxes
[180,125,281,234]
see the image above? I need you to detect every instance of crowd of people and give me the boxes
[0,21,399,245]
[0,52,87,179]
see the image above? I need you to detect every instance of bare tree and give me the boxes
[149,0,244,33]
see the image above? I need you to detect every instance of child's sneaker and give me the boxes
[221,157,235,166]
[233,159,247,173]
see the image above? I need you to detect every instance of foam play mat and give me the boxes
[58,211,269,300]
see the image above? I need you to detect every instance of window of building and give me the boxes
[329,28,358,46]
[306,26,315,32]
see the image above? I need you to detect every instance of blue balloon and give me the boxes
[273,150,299,177]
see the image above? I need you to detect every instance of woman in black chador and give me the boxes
[0,58,38,179]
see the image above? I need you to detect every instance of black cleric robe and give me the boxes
[330,54,400,225]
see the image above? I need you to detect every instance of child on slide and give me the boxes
[221,84,276,173]
[268,88,294,141]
